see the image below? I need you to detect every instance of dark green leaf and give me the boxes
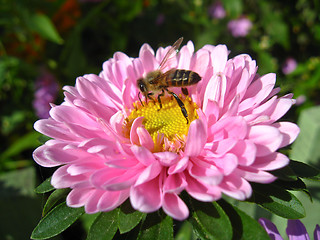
[137,211,173,240]
[118,200,146,233]
[175,221,194,240]
[31,202,84,239]
[0,131,42,160]
[87,210,119,240]
[218,199,270,240]
[188,197,232,240]
[28,13,63,44]
[250,183,305,219]
[35,177,54,194]
[270,165,298,181]
[42,188,70,216]
[289,160,320,180]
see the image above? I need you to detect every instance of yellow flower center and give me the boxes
[125,95,199,151]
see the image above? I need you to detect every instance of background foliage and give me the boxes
[1,0,320,239]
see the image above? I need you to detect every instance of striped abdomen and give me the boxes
[166,69,201,87]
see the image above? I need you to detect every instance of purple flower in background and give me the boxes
[208,2,226,19]
[282,57,297,75]
[259,218,320,240]
[228,16,252,37]
[33,70,59,119]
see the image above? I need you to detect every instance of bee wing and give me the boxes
[158,37,183,72]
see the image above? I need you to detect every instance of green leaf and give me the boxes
[290,106,320,166]
[28,13,63,44]
[42,188,70,216]
[137,211,173,240]
[251,183,305,219]
[31,202,84,239]
[175,221,194,240]
[188,197,232,240]
[118,200,146,234]
[0,131,42,160]
[270,165,298,182]
[35,177,54,194]
[218,199,270,240]
[289,160,320,181]
[87,210,119,240]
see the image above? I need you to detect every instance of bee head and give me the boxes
[137,78,148,93]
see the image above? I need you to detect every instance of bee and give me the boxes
[137,37,201,124]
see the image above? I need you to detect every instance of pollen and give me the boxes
[125,95,199,150]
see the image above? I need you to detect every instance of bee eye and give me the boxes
[139,84,146,92]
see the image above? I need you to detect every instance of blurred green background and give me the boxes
[1,0,320,239]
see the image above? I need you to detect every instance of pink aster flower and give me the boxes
[259,218,320,240]
[228,16,253,37]
[33,39,299,220]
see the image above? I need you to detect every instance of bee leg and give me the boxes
[157,89,165,110]
[138,92,144,106]
[181,87,189,96]
[166,89,189,124]
[147,92,155,104]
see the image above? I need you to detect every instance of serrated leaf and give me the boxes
[118,200,146,234]
[251,183,305,219]
[87,210,119,240]
[218,199,270,240]
[35,177,54,194]
[137,211,173,240]
[42,188,70,216]
[31,202,84,239]
[28,13,63,44]
[289,160,320,180]
[188,197,232,240]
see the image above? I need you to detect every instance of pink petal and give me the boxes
[163,193,189,220]
[252,152,289,171]
[220,174,252,200]
[273,122,300,148]
[230,140,257,166]
[130,117,144,146]
[34,119,77,141]
[237,166,277,183]
[130,177,162,212]
[135,161,162,186]
[185,119,207,157]
[168,156,189,174]
[51,165,88,189]
[163,173,187,193]
[131,145,156,166]
[248,125,283,157]
[90,167,138,191]
[188,161,223,185]
[212,153,238,175]
[154,151,179,167]
[136,126,154,151]
[97,190,130,212]
[85,190,105,213]
[211,44,228,73]
[185,173,221,201]
[67,188,95,208]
